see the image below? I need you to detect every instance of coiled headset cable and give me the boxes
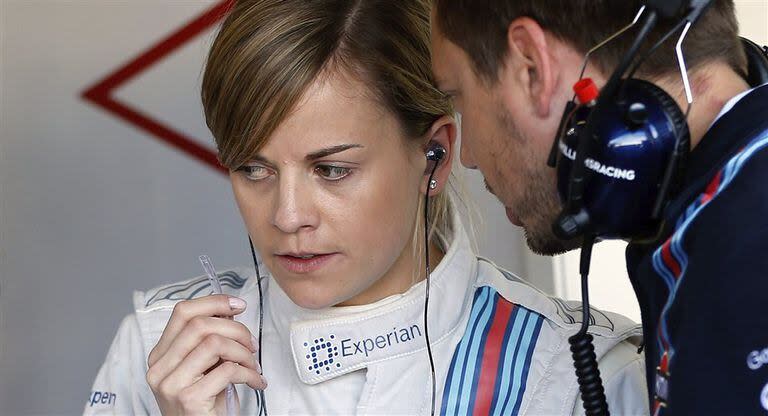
[568,235,609,416]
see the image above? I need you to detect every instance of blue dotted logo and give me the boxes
[303,335,341,375]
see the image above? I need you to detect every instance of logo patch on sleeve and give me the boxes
[549,297,615,330]
[87,391,116,407]
[144,271,247,306]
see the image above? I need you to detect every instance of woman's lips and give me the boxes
[275,253,338,274]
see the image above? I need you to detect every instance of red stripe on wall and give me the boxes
[472,298,514,416]
[92,97,223,172]
[81,0,234,175]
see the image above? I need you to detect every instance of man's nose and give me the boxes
[271,179,319,234]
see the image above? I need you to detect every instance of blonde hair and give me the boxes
[202,0,455,251]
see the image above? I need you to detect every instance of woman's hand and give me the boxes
[146,294,267,416]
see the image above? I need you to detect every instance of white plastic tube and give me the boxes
[199,255,237,416]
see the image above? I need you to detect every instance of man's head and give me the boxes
[430,0,745,255]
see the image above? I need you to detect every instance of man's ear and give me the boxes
[421,115,457,195]
[500,16,556,118]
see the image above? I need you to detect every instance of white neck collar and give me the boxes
[265,210,478,384]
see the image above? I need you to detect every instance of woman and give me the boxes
[85,1,648,415]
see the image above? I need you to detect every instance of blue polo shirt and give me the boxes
[626,83,768,415]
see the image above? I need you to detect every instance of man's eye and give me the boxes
[315,165,352,181]
[238,165,272,181]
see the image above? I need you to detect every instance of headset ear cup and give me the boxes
[625,78,691,192]
[625,78,690,151]
[559,78,692,239]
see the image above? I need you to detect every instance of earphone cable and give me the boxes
[249,237,268,416]
[424,165,439,416]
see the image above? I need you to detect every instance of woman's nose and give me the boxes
[271,179,319,233]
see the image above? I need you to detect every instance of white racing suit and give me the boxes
[85,213,648,415]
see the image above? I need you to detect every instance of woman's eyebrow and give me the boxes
[247,155,275,167]
[305,144,364,161]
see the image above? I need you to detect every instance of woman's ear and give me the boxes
[421,115,457,195]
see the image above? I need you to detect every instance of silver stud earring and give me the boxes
[429,179,438,190]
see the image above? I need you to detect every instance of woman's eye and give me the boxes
[315,165,351,181]
[238,165,272,181]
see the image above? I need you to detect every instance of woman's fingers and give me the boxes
[148,295,247,366]
[179,361,268,410]
[161,334,262,392]
[146,295,263,416]
[147,317,257,388]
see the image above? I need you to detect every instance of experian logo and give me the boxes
[303,335,341,376]
[341,324,422,358]
[303,325,423,376]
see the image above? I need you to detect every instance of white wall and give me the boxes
[0,3,247,414]
[550,0,768,323]
[0,2,529,415]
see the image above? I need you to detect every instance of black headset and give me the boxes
[550,2,768,242]
[543,1,768,415]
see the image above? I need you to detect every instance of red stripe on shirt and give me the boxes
[659,351,669,373]
[701,170,723,204]
[661,240,681,277]
[472,298,514,416]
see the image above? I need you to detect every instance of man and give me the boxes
[431,0,768,414]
